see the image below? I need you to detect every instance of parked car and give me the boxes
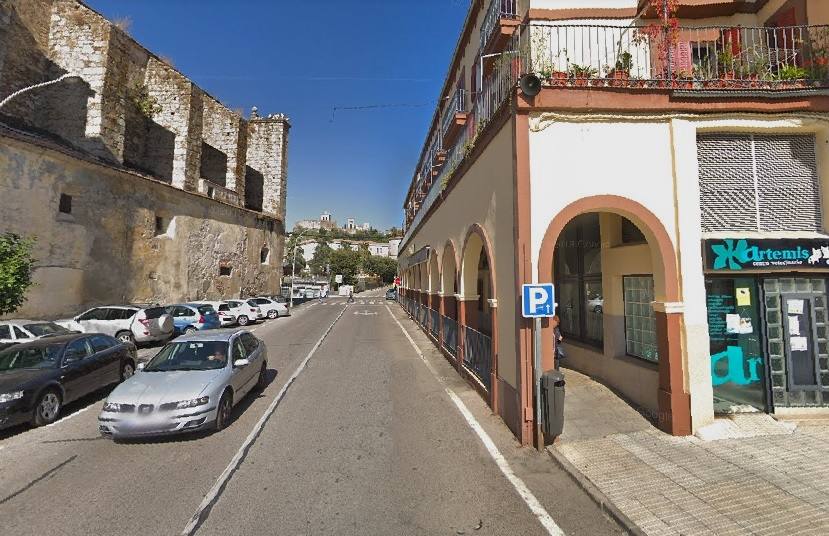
[98,329,267,439]
[192,302,236,327]
[251,297,288,319]
[247,299,267,321]
[0,321,74,345]
[385,288,397,300]
[57,305,173,345]
[164,304,221,335]
[224,300,261,327]
[0,333,137,429]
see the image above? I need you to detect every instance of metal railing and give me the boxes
[441,315,458,356]
[518,23,829,89]
[480,0,519,52]
[440,87,467,140]
[419,305,429,328]
[463,325,492,389]
[429,308,440,339]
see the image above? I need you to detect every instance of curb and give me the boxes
[545,446,647,536]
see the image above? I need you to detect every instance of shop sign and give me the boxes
[704,238,829,271]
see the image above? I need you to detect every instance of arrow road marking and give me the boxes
[354,311,378,316]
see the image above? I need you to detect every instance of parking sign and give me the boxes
[522,284,555,318]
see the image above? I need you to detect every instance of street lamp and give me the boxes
[290,228,310,309]
[0,73,81,111]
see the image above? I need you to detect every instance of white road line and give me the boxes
[181,306,348,536]
[45,403,95,428]
[384,305,566,536]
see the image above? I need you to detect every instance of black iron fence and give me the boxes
[429,308,440,339]
[463,325,493,389]
[441,315,458,356]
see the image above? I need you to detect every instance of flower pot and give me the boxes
[573,76,591,87]
[550,71,568,87]
[608,69,630,87]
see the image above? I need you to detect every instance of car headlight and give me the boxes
[103,402,121,412]
[175,396,209,410]
[0,391,24,403]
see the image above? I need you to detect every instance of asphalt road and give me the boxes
[0,290,621,536]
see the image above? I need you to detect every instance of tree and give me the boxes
[309,241,332,276]
[285,234,307,273]
[0,233,36,316]
[328,248,362,286]
[365,256,398,284]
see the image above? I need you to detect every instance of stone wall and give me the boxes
[246,115,289,220]
[0,133,284,319]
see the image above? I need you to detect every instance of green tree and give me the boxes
[285,234,307,273]
[309,242,332,276]
[328,248,362,286]
[0,233,37,316]
[365,256,398,284]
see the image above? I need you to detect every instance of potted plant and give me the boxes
[608,52,633,87]
[776,65,810,89]
[569,64,597,87]
[716,49,738,88]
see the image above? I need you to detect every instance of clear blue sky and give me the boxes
[85,0,469,231]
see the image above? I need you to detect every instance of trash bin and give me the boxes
[541,370,566,441]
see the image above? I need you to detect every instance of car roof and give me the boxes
[0,333,89,348]
[0,320,40,325]
[172,328,249,343]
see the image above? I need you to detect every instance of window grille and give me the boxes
[624,276,659,363]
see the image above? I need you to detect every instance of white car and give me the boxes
[57,305,174,345]
[225,300,261,326]
[251,297,288,319]
[0,320,74,345]
[192,301,237,327]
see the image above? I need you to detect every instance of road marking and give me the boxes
[181,305,348,536]
[384,305,566,536]
[45,403,95,428]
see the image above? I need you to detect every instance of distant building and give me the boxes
[294,211,337,231]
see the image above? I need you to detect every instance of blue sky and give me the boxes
[85,0,469,231]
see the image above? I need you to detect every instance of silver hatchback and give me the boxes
[98,329,267,439]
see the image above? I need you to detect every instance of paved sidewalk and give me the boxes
[551,369,829,536]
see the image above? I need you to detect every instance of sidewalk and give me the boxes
[550,369,829,536]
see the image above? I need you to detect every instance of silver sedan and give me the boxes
[98,329,267,439]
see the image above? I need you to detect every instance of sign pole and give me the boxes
[534,316,544,450]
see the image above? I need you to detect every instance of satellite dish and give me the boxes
[519,73,542,97]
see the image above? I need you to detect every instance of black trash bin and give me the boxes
[541,370,566,441]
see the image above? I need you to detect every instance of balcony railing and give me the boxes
[480,0,519,52]
[463,325,492,389]
[519,23,829,90]
[440,87,467,142]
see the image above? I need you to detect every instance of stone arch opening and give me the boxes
[538,195,689,436]
[460,225,497,396]
[442,241,459,321]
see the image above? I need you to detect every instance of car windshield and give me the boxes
[143,341,229,372]
[143,307,166,319]
[0,344,63,371]
[197,305,216,315]
[22,322,69,337]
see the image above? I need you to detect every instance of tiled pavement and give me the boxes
[552,369,829,536]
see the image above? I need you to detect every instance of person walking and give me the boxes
[551,315,565,370]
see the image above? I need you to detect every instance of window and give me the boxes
[13,326,30,339]
[0,326,11,340]
[255,298,269,305]
[196,305,215,315]
[232,338,247,361]
[624,276,659,363]
[218,304,230,312]
[155,216,166,236]
[260,246,270,264]
[107,308,136,321]
[90,335,115,353]
[241,332,260,354]
[59,193,72,214]
[64,339,92,363]
[219,265,232,276]
[78,308,108,321]
[555,214,604,347]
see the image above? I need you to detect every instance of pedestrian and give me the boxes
[551,315,565,370]
[347,289,354,303]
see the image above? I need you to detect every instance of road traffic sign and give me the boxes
[335,274,343,284]
[522,284,555,318]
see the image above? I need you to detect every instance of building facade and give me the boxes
[0,0,289,318]
[398,0,829,446]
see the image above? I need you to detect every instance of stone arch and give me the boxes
[428,250,441,297]
[460,224,496,300]
[537,195,689,436]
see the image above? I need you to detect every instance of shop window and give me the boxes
[624,276,658,363]
[59,194,72,214]
[555,214,603,347]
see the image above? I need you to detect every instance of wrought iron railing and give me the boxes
[517,23,829,89]
[419,305,429,328]
[440,87,467,140]
[480,0,519,52]
[429,309,440,339]
[441,315,458,356]
[463,325,492,389]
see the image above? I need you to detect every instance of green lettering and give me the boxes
[771,250,782,260]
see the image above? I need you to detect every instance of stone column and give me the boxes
[488,298,499,413]
[653,302,692,436]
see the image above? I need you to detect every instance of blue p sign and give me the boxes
[522,284,555,318]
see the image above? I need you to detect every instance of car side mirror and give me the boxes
[233,358,250,368]
[137,362,145,371]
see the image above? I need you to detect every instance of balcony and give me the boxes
[440,87,468,146]
[519,23,829,92]
[480,0,520,54]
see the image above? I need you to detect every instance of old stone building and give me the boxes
[0,0,289,318]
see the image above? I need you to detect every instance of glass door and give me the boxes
[781,294,820,391]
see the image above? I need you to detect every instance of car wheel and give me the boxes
[32,390,61,427]
[121,361,135,382]
[237,315,249,326]
[214,391,232,432]
[184,326,197,334]
[257,364,268,390]
[116,331,134,344]
[267,310,278,319]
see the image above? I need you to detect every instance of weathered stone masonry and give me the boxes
[0,0,290,318]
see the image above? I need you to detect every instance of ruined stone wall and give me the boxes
[201,95,246,198]
[0,134,284,319]
[246,116,289,220]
